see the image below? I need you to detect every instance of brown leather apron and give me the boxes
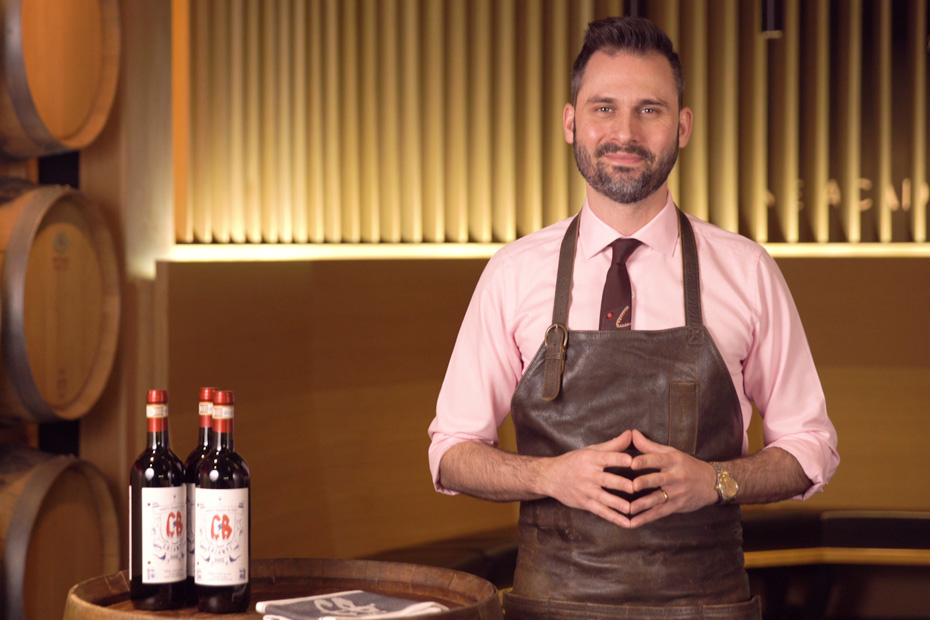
[502,210,760,619]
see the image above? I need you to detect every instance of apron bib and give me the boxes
[503,210,760,619]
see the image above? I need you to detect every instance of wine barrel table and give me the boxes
[64,558,503,619]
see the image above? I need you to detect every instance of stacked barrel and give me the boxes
[0,1,121,619]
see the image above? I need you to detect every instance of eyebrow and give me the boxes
[585,96,671,108]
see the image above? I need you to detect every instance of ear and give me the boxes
[563,103,575,144]
[678,106,693,149]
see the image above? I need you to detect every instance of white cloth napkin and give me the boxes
[255,589,449,619]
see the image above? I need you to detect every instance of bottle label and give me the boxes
[195,487,249,585]
[146,403,168,418]
[186,482,196,575]
[139,486,187,583]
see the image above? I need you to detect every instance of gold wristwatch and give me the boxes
[709,461,738,505]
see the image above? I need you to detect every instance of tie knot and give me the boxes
[609,238,641,266]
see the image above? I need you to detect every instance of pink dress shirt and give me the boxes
[429,194,839,498]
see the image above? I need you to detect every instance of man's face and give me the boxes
[564,50,691,206]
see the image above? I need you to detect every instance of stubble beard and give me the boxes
[573,130,680,205]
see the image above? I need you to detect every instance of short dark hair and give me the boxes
[571,16,684,108]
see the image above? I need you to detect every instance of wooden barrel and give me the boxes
[64,558,504,619]
[0,179,120,424]
[0,0,120,159]
[0,444,120,620]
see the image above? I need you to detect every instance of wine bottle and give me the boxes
[196,389,251,613]
[183,387,216,605]
[129,389,187,609]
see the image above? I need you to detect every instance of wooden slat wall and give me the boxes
[174,0,930,245]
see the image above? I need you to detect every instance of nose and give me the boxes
[606,110,638,145]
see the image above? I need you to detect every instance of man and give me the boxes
[428,16,838,619]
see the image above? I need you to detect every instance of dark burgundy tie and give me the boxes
[600,239,642,330]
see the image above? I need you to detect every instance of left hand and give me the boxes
[626,430,718,528]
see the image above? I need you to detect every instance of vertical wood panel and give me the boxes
[307,0,325,242]
[172,0,191,242]
[291,0,307,243]
[245,0,262,242]
[544,0,571,224]
[678,1,708,220]
[874,0,892,243]
[909,0,927,241]
[517,1,544,236]
[228,0,246,242]
[177,0,929,247]
[707,0,738,233]
[421,0,444,242]
[836,0,863,242]
[800,0,830,243]
[738,0,767,242]
[359,0,380,242]
[322,0,341,241]
[377,0,400,243]
[261,0,279,241]
[340,0,360,242]
[493,0,517,243]
[445,1,468,242]
[769,0,800,242]
[190,0,211,242]
[400,0,422,242]
[469,0,493,242]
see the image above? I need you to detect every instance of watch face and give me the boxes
[718,473,738,500]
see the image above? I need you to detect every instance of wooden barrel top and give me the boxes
[64,558,503,619]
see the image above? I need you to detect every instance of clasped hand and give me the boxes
[540,429,718,528]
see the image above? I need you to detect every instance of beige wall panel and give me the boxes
[244,0,262,242]
[769,256,930,512]
[445,1,469,242]
[161,259,518,559]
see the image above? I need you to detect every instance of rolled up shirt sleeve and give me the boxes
[428,250,524,494]
[743,250,839,498]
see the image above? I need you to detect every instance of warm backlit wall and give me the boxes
[174,0,928,245]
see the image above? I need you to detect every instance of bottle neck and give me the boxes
[198,413,213,448]
[147,416,170,449]
[213,418,235,451]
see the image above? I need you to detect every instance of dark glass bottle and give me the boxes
[183,387,216,605]
[196,390,251,613]
[129,389,187,610]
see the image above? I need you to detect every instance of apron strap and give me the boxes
[542,215,579,400]
[678,208,704,333]
[541,209,704,400]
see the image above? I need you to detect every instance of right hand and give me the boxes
[538,430,635,528]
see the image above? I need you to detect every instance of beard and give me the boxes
[573,130,679,205]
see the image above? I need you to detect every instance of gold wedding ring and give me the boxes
[660,489,669,503]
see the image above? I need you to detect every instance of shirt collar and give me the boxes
[577,192,680,260]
